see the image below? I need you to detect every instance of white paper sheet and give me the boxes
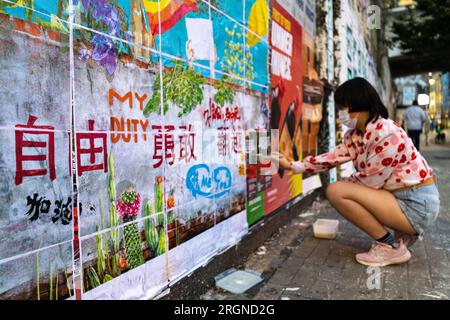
[185,18,214,61]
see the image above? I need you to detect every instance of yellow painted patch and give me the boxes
[143,0,171,13]
[247,0,269,47]
[289,172,303,197]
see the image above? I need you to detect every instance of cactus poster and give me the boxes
[73,53,169,297]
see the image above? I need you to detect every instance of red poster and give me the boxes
[265,0,304,215]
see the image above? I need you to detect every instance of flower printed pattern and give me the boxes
[117,191,141,220]
[74,0,125,76]
[293,116,433,190]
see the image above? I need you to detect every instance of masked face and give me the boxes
[338,108,359,129]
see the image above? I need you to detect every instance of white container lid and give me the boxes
[313,219,339,239]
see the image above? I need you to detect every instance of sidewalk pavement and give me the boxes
[201,140,450,300]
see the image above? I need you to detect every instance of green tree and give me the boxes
[391,0,450,72]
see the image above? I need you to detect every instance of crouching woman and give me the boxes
[279,77,440,267]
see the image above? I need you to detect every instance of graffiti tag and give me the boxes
[186,164,232,199]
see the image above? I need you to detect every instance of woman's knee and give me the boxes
[326,181,345,203]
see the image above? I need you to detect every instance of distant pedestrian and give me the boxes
[403,100,426,151]
[423,110,431,146]
[273,78,440,267]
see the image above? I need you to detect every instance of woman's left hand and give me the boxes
[291,161,306,174]
[267,152,293,170]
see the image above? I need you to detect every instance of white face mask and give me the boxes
[338,109,359,129]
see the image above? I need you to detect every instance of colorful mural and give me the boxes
[0,0,318,300]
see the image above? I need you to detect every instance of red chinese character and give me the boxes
[231,131,243,154]
[217,127,229,157]
[203,99,223,127]
[179,124,197,163]
[225,106,240,125]
[76,120,108,176]
[15,115,56,185]
[153,125,175,168]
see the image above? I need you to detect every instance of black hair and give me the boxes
[334,77,389,126]
[413,99,418,105]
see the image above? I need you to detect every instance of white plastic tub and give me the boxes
[313,219,339,239]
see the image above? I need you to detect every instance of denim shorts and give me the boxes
[393,182,441,235]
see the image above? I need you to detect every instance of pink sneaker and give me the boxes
[355,241,411,267]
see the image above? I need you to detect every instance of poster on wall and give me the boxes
[73,50,170,298]
[300,28,324,193]
[301,28,324,166]
[241,0,271,225]
[243,91,270,226]
[264,0,304,215]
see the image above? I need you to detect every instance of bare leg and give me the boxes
[326,181,417,239]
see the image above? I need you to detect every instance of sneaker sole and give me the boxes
[355,250,412,267]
